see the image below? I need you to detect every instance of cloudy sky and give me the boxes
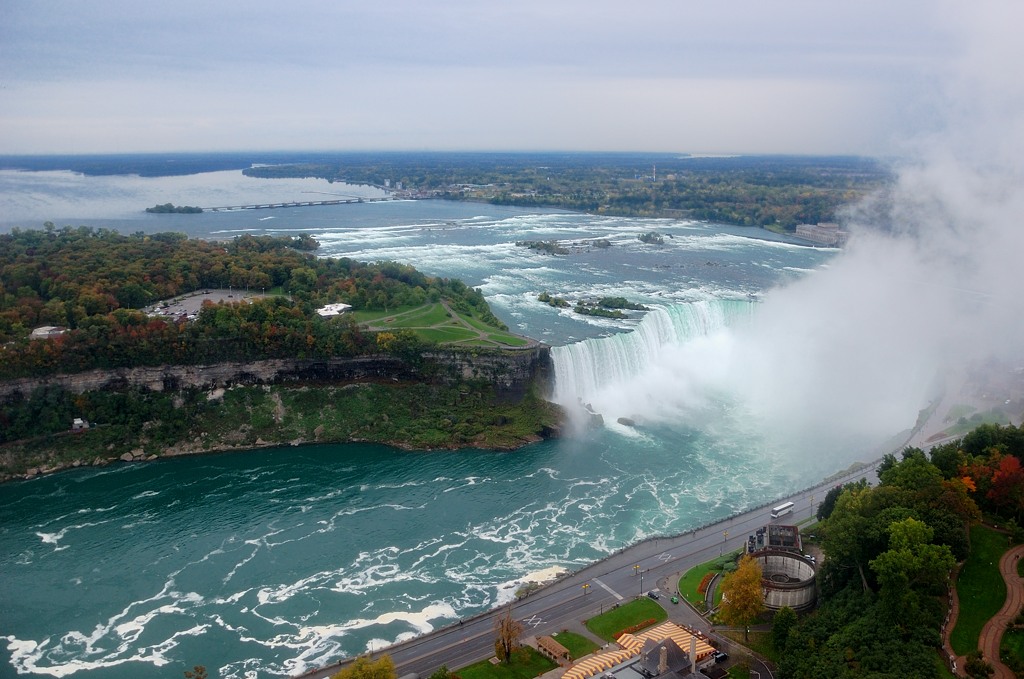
[0,1,1007,155]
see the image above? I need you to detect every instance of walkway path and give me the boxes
[944,542,1024,678]
[978,543,1024,679]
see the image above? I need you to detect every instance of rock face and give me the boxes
[0,347,554,403]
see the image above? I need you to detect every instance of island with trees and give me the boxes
[146,202,203,213]
[0,226,562,481]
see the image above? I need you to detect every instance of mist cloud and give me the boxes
[556,1,1024,465]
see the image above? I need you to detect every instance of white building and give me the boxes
[316,303,353,317]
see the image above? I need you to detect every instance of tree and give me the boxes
[184,667,208,679]
[821,483,874,592]
[988,455,1024,520]
[493,606,523,664]
[771,606,798,651]
[427,666,456,679]
[817,481,860,521]
[331,655,396,679]
[719,554,764,642]
[869,517,954,621]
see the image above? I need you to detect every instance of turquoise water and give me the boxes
[0,170,854,678]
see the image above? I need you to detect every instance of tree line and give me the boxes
[0,226,505,379]
[243,153,890,229]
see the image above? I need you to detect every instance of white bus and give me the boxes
[770,501,795,519]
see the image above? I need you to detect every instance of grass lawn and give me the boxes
[484,333,530,347]
[944,411,1011,437]
[678,552,741,609]
[457,647,557,679]
[388,304,454,328]
[720,629,778,664]
[352,302,532,348]
[1003,628,1024,664]
[551,631,600,659]
[585,598,667,642]
[418,326,480,343]
[351,307,417,323]
[950,524,1012,655]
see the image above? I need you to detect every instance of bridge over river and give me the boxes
[204,197,390,211]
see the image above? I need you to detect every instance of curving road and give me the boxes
[297,462,882,679]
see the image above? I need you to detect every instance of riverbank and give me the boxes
[0,379,565,483]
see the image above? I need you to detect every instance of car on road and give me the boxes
[647,590,660,600]
[712,650,729,664]
[670,596,679,604]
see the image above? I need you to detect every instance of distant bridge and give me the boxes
[204,197,390,212]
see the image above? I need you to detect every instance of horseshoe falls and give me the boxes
[552,300,755,419]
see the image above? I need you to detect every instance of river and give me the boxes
[0,164,897,678]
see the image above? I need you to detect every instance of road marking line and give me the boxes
[657,552,672,562]
[593,577,623,600]
[523,614,544,628]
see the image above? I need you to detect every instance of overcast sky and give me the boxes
[0,1,1011,155]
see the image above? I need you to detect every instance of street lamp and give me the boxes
[639,569,644,597]
[721,530,728,555]
[634,564,640,576]
[582,583,591,596]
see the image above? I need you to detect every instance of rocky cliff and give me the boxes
[0,346,554,403]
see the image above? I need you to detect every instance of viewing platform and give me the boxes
[204,197,390,211]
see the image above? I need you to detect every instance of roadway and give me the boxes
[298,461,881,679]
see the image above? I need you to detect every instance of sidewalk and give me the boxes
[943,542,1024,678]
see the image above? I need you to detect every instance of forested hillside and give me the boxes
[779,424,1024,678]
[0,226,504,379]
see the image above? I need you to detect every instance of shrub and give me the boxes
[614,619,658,639]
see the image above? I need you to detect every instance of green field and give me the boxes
[354,302,533,348]
[950,524,1011,655]
[551,631,600,660]
[457,647,556,679]
[678,551,740,609]
[584,598,667,642]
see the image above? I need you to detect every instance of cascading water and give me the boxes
[551,299,756,416]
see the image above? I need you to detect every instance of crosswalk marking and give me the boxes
[593,577,623,600]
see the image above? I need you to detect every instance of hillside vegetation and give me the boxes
[778,424,1024,678]
[0,226,508,379]
[0,227,560,478]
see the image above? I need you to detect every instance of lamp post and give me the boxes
[721,530,728,555]
[582,583,591,597]
[639,569,644,597]
[633,564,640,576]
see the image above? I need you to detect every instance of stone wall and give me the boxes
[0,347,553,403]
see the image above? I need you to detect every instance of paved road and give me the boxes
[297,462,881,679]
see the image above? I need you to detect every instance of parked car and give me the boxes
[712,650,729,664]
[647,590,660,600]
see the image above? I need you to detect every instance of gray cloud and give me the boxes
[0,1,967,154]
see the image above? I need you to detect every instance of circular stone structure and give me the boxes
[756,550,817,611]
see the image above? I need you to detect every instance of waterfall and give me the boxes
[551,299,754,408]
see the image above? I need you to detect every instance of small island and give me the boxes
[146,202,203,213]
[538,292,648,318]
[517,240,568,255]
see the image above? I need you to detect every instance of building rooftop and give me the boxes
[562,622,714,679]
